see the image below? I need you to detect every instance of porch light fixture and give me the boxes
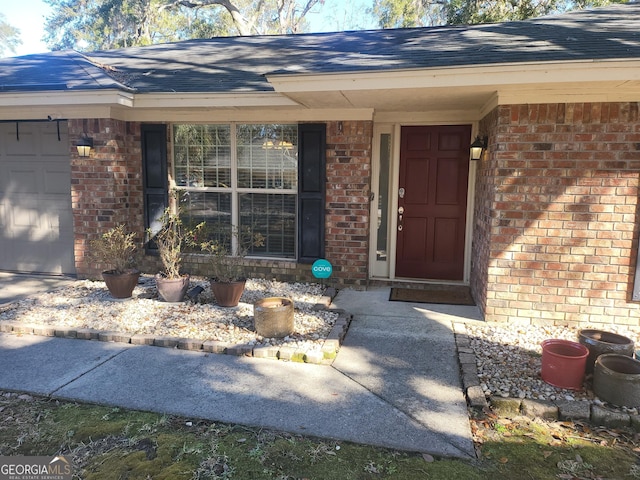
[76,135,94,157]
[470,135,488,161]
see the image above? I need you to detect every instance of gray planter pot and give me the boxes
[155,274,190,302]
[578,329,635,374]
[593,354,640,407]
[254,297,294,338]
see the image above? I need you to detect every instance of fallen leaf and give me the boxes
[543,451,553,458]
[499,457,509,464]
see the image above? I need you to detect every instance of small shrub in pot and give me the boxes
[90,224,140,298]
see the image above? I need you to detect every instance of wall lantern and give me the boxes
[76,135,94,157]
[470,135,488,160]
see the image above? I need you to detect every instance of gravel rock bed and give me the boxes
[0,277,339,356]
[467,322,640,414]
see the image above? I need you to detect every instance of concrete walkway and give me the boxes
[0,274,482,458]
[0,271,75,303]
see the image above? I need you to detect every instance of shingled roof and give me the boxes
[0,2,638,94]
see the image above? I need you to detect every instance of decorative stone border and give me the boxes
[453,322,640,432]
[0,289,352,366]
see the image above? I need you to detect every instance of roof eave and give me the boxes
[0,89,135,108]
[131,91,301,108]
[265,58,640,93]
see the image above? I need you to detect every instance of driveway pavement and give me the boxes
[0,271,75,303]
[0,273,482,458]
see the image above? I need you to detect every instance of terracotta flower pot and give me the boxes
[155,274,190,302]
[102,270,140,299]
[541,339,588,390]
[210,279,246,307]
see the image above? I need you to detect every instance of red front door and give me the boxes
[395,125,471,280]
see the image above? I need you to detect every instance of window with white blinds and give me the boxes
[173,123,298,258]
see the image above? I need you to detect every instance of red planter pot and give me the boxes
[541,339,589,390]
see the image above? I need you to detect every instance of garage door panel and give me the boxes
[44,168,72,195]
[0,122,74,275]
[42,131,70,155]
[5,133,37,155]
[7,168,40,194]
[41,197,73,231]
[11,238,72,274]
[9,199,40,232]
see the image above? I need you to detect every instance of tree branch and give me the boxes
[159,0,252,35]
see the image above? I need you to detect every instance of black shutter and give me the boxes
[298,123,326,263]
[141,124,168,245]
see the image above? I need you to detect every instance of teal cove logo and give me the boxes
[0,456,72,480]
[311,259,332,279]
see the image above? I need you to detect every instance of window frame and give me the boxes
[171,122,299,260]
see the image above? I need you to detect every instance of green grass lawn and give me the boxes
[1,393,639,479]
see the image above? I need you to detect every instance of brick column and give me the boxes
[325,121,373,287]
[473,102,640,327]
[69,119,144,278]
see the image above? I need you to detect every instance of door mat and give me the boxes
[389,285,475,305]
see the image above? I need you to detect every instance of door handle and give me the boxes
[398,206,404,231]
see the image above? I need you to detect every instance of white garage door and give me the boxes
[0,121,75,275]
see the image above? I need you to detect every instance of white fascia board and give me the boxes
[0,90,300,113]
[112,107,375,123]
[266,59,640,93]
[131,92,301,109]
[0,89,134,108]
[0,105,116,120]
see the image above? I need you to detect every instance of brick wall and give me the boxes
[72,119,373,286]
[473,102,640,327]
[181,255,320,285]
[470,108,500,319]
[69,119,144,278]
[324,121,373,287]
